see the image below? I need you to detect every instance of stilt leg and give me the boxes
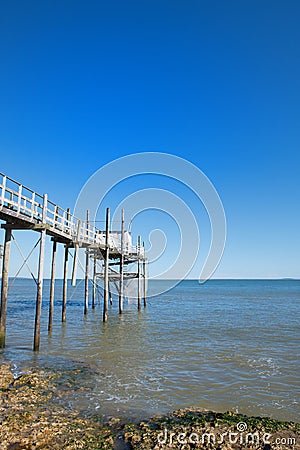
[92,256,96,309]
[103,208,110,322]
[34,194,47,351]
[84,211,90,315]
[0,226,12,348]
[119,209,124,314]
[143,257,147,307]
[137,236,141,310]
[62,245,69,323]
[48,240,57,332]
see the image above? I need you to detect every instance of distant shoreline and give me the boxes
[3,277,300,281]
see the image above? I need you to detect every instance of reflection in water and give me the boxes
[1,279,299,422]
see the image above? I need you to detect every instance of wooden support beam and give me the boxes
[92,256,96,309]
[137,235,141,310]
[17,184,22,215]
[103,207,110,322]
[84,210,90,315]
[48,240,57,332]
[33,194,47,351]
[62,208,70,323]
[109,282,113,305]
[62,245,69,323]
[1,223,35,231]
[71,220,81,286]
[71,244,78,286]
[31,191,36,219]
[119,208,124,314]
[53,204,58,226]
[143,243,147,308]
[0,226,12,348]
[0,175,7,207]
[109,258,138,266]
[66,208,71,233]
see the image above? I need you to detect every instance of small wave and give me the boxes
[247,357,281,378]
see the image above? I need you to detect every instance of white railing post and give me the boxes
[63,210,67,233]
[31,192,35,219]
[53,205,58,229]
[43,194,48,223]
[0,175,6,207]
[17,184,22,215]
[66,208,71,234]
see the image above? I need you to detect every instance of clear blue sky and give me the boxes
[0,0,299,279]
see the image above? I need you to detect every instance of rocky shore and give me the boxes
[0,364,299,449]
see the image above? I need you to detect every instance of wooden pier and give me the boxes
[0,172,147,350]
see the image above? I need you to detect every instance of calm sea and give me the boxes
[1,279,299,422]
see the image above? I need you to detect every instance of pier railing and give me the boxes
[0,172,144,256]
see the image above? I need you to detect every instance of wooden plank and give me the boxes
[109,259,139,266]
[34,223,51,231]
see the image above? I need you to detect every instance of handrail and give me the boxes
[0,172,145,257]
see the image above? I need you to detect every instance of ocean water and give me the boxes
[0,278,299,422]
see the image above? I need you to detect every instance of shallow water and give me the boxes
[1,279,299,422]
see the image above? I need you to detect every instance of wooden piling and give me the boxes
[92,256,96,309]
[143,242,147,307]
[33,194,47,351]
[84,210,90,315]
[137,235,141,310]
[62,245,69,323]
[62,208,70,323]
[71,220,81,286]
[109,282,113,305]
[103,207,110,322]
[0,226,12,348]
[71,244,78,286]
[48,240,57,332]
[119,209,124,314]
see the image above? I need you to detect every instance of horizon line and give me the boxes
[4,276,300,281]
